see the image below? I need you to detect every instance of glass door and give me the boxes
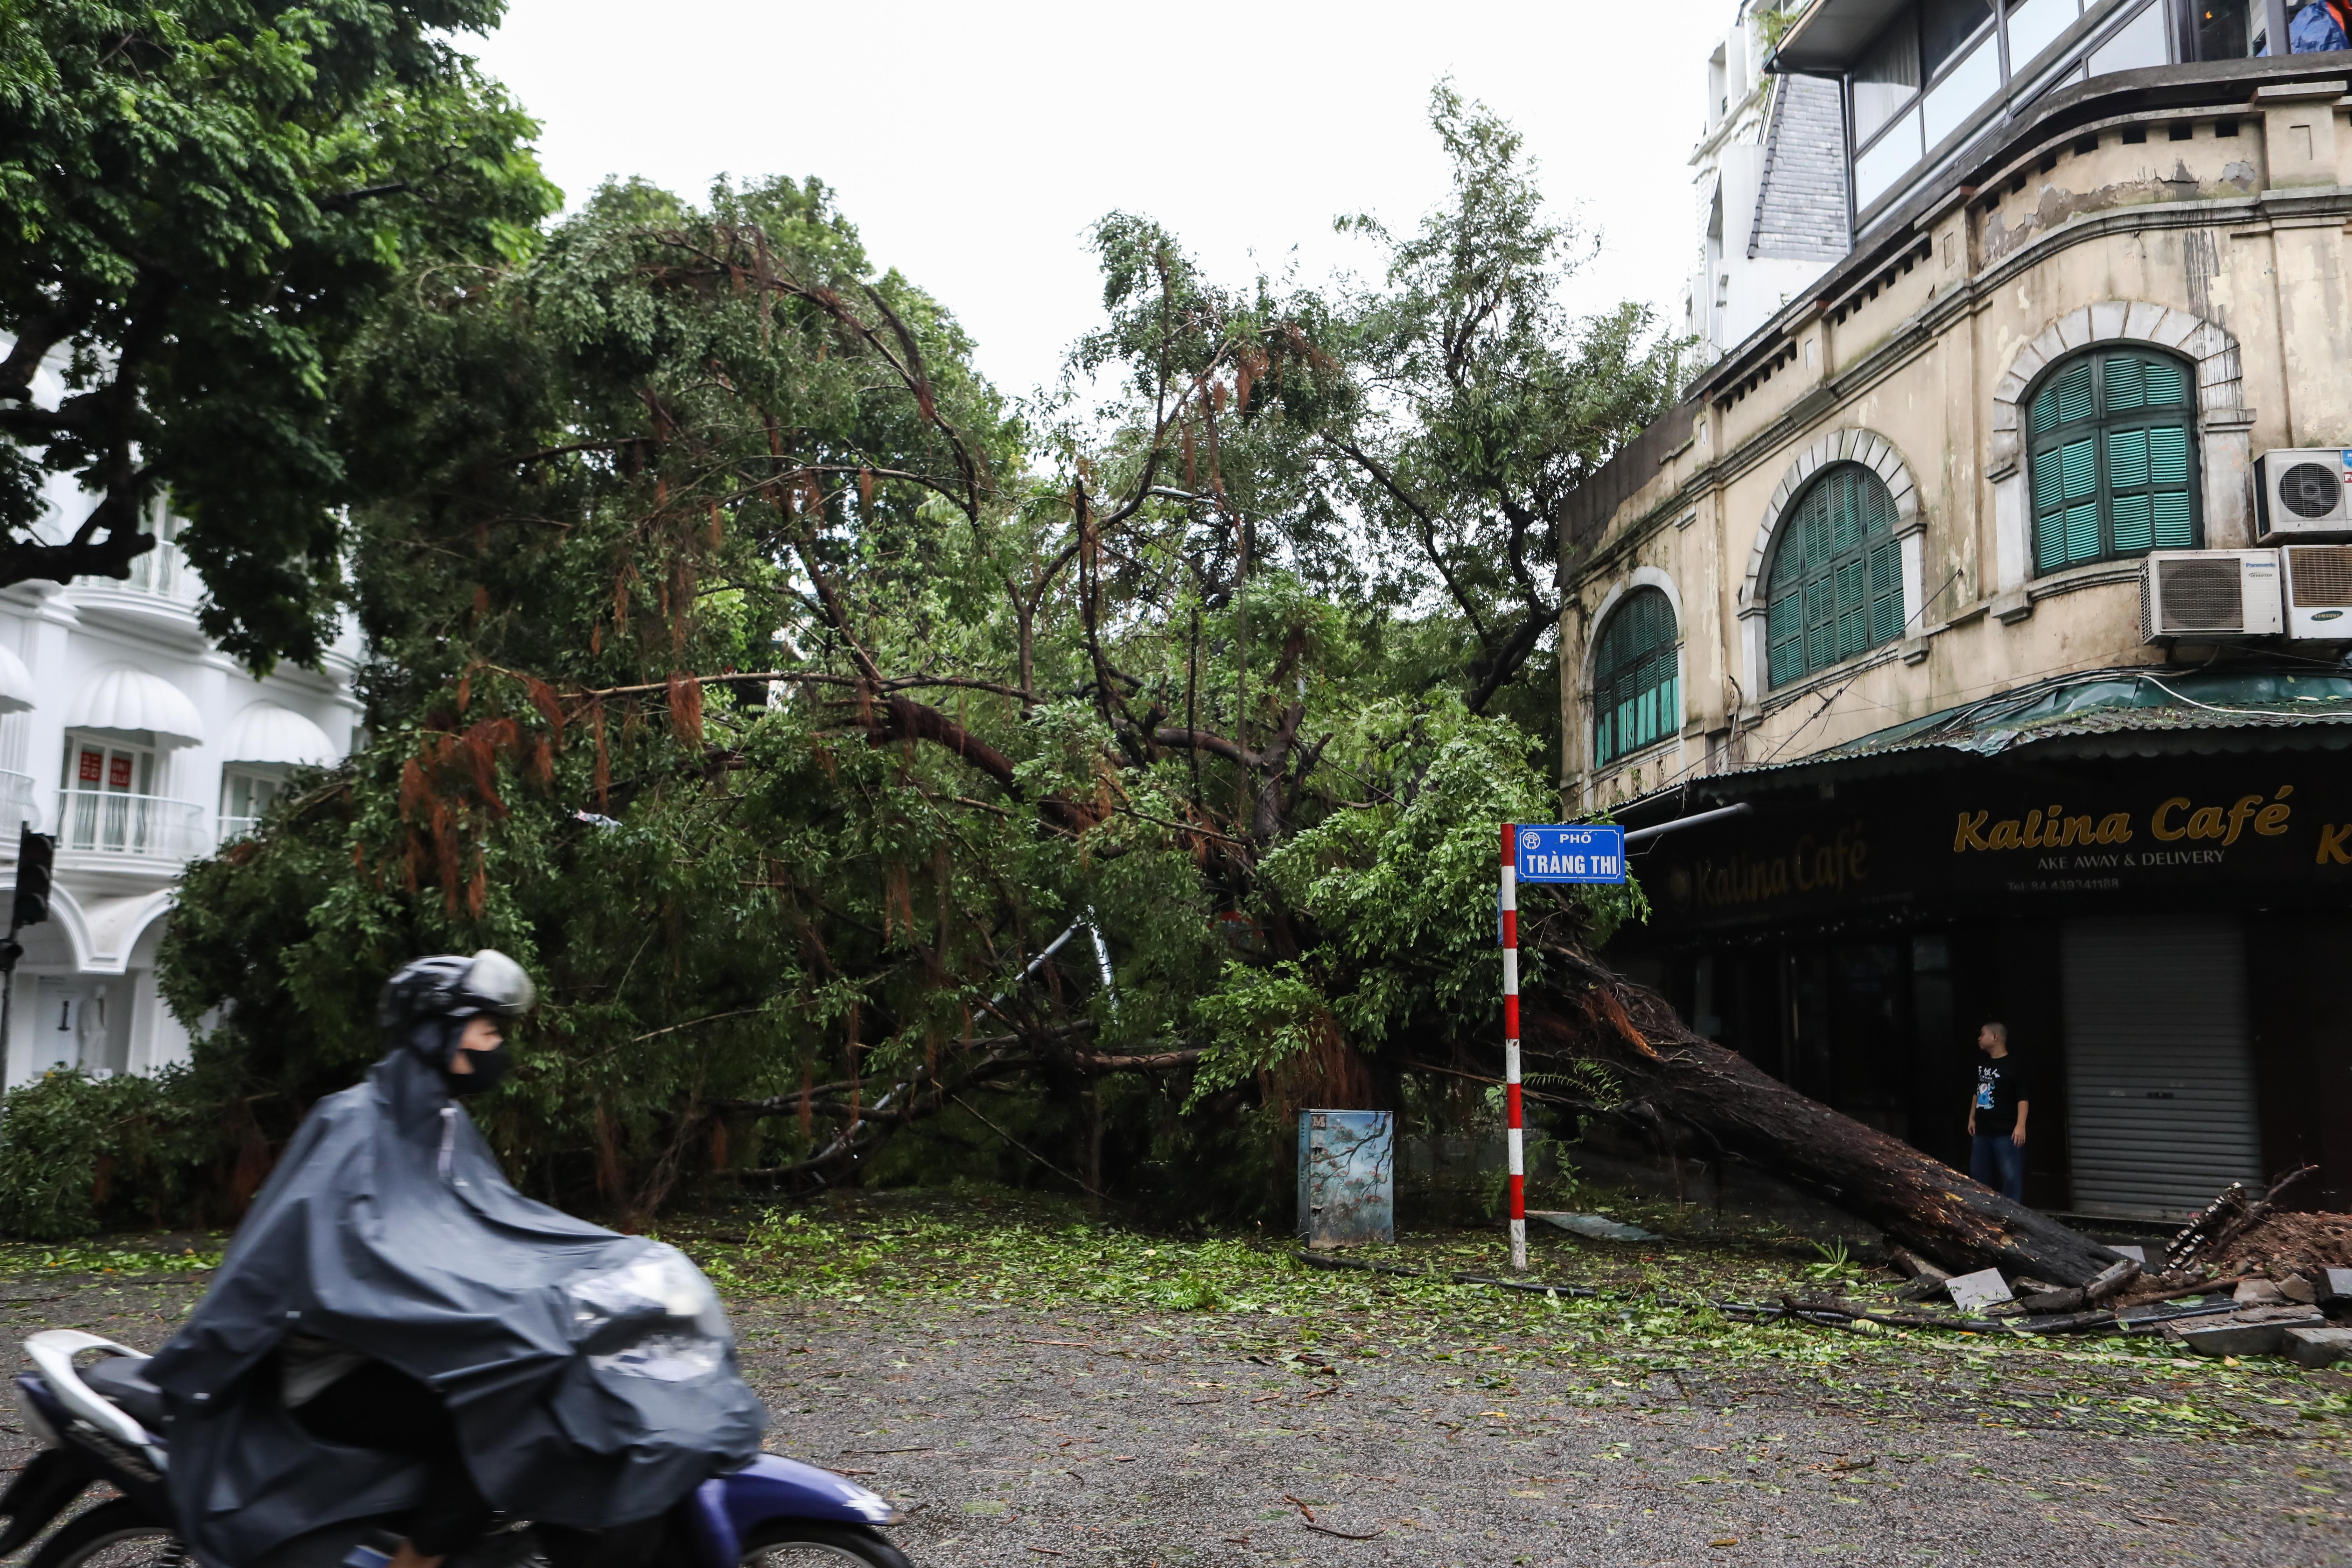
[62,734,154,852]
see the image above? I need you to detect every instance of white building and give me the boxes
[0,349,361,1087]
[1684,1,1854,360]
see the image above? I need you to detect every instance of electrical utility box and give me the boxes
[1297,1110,1395,1249]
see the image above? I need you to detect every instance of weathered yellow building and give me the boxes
[1562,0,2352,1220]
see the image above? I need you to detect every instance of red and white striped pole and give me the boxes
[1500,822,1526,1272]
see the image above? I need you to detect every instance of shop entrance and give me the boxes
[2060,915,2263,1220]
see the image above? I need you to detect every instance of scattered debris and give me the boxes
[1945,1268,2014,1314]
[2174,1311,2325,1359]
[2084,1257,2142,1302]
[2287,1326,2352,1369]
[1889,1247,1951,1301]
[2165,1167,2318,1276]
[1529,1211,1662,1242]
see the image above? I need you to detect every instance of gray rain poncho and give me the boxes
[145,1024,766,1567]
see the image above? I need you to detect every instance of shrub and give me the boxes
[0,1069,225,1239]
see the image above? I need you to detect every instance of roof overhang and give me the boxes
[1770,0,1908,71]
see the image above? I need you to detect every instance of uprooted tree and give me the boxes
[1518,965,2119,1287]
[75,87,2100,1276]
[121,96,1682,1233]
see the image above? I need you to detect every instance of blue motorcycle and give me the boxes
[0,1331,912,1568]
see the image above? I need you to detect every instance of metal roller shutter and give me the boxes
[2061,915,2263,1220]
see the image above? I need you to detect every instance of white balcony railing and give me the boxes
[0,772,34,839]
[124,538,201,602]
[74,537,202,604]
[56,789,210,860]
[217,813,260,844]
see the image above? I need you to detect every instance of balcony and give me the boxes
[122,538,199,602]
[70,538,206,645]
[55,789,211,864]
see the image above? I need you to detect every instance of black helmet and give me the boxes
[378,950,538,1038]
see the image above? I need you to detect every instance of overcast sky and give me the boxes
[469,0,1740,402]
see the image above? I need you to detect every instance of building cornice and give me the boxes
[1567,181,2352,597]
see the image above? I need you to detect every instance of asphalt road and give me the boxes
[735,1297,2352,1568]
[3,1268,2346,1568]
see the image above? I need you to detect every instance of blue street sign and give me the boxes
[1515,824,1626,884]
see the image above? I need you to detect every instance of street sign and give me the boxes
[1514,824,1626,884]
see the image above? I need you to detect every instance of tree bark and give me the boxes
[1521,976,2120,1288]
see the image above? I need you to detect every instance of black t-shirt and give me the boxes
[1973,1057,2028,1136]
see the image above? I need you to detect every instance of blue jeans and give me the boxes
[1971,1133,2025,1201]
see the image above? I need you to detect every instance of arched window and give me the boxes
[1592,588,1679,766]
[1764,463,1903,689]
[2028,348,2199,574]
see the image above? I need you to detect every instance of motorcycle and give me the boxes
[0,1330,914,1568]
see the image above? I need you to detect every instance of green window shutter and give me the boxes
[2026,349,2201,575]
[1868,542,1902,644]
[1763,462,1905,690]
[1591,587,1680,766]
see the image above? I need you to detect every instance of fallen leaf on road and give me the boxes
[1710,1536,1738,1548]
[1303,1522,1382,1541]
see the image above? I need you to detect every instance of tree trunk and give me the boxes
[1522,970,2120,1288]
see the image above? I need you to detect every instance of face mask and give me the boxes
[444,1038,513,1097]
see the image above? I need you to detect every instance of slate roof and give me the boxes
[1749,73,1851,263]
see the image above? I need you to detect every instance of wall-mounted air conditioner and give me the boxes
[2282,544,2352,639]
[2256,449,2352,541]
[2139,549,2282,643]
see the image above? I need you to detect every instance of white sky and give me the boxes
[469,0,1742,403]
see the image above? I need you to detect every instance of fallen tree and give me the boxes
[1521,948,2121,1288]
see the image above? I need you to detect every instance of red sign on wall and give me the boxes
[107,755,131,790]
[77,750,101,784]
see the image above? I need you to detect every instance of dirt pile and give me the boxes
[2208,1210,2352,1281]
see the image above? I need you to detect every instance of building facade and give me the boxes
[0,349,361,1088]
[1561,0,2352,1219]
[1684,3,1854,359]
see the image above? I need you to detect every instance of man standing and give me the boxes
[1967,1022,2029,1202]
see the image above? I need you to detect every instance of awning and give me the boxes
[0,645,36,716]
[1619,663,2352,824]
[222,702,337,766]
[68,666,204,747]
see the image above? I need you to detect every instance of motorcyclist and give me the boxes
[146,951,765,1568]
[276,985,514,1568]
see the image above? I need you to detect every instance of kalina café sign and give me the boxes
[1637,754,2352,932]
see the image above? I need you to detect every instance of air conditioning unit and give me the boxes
[2282,544,2352,638]
[2256,448,2352,541]
[2139,549,2282,642]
